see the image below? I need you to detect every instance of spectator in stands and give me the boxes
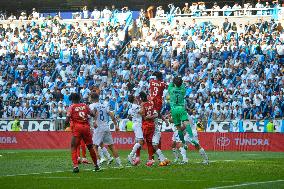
[182,3,191,14]
[19,12,27,20]
[8,13,16,21]
[255,0,264,15]
[82,6,89,19]
[190,3,198,16]
[232,2,242,16]
[212,2,220,16]
[223,18,231,32]
[91,7,101,19]
[222,4,232,16]
[31,8,39,19]
[244,2,253,15]
[155,6,164,17]
[198,2,207,16]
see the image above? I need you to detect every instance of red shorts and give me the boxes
[142,122,155,143]
[72,123,93,146]
[153,98,163,113]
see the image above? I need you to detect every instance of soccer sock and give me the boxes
[72,149,79,167]
[147,142,155,160]
[199,148,209,161]
[102,147,112,160]
[88,147,98,166]
[98,146,105,159]
[136,147,141,157]
[186,124,194,138]
[155,149,166,162]
[76,145,80,158]
[71,137,80,167]
[81,142,86,158]
[130,143,141,157]
[172,148,179,160]
[178,130,185,144]
[115,157,122,166]
[179,146,187,161]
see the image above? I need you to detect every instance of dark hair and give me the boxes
[153,71,163,80]
[69,93,80,103]
[90,93,100,101]
[139,91,148,102]
[128,95,135,103]
[173,76,183,87]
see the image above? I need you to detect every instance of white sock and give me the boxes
[98,147,105,159]
[102,147,112,160]
[129,143,141,157]
[179,146,187,161]
[172,148,179,160]
[115,157,122,166]
[156,149,166,162]
[199,148,208,161]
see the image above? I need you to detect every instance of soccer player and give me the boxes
[89,93,123,168]
[149,71,169,164]
[140,91,169,166]
[97,145,113,165]
[127,95,144,165]
[65,93,100,173]
[168,76,208,164]
[77,139,90,164]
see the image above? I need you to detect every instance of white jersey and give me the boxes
[128,103,142,125]
[89,102,110,129]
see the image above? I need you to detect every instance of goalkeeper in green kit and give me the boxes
[168,76,209,164]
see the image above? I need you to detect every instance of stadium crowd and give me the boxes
[0,7,283,125]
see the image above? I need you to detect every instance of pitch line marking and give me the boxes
[208,180,284,189]
[0,166,133,177]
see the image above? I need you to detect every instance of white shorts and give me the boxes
[93,128,114,145]
[152,130,161,145]
[133,123,143,141]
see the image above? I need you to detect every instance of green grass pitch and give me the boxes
[0,150,284,189]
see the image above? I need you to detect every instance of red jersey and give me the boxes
[141,100,156,128]
[67,103,91,125]
[149,79,166,101]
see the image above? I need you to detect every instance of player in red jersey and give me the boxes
[140,91,169,166]
[65,93,100,173]
[149,71,167,114]
[149,71,170,166]
[76,139,91,164]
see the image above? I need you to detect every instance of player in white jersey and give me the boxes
[89,93,122,167]
[127,95,144,165]
[172,113,209,164]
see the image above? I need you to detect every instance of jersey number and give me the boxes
[99,110,104,121]
[79,112,86,120]
[175,95,180,104]
[152,87,158,96]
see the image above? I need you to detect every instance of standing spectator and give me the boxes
[232,2,242,16]
[182,3,191,14]
[255,0,264,15]
[212,2,220,16]
[223,18,231,32]
[91,7,101,19]
[82,6,89,19]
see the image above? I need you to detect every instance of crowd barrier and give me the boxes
[1,119,284,133]
[0,132,284,151]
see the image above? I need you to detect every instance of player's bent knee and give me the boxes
[86,144,93,150]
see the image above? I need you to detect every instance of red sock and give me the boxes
[71,137,81,167]
[88,147,98,166]
[76,145,80,158]
[81,140,86,158]
[147,142,154,160]
[136,147,141,157]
